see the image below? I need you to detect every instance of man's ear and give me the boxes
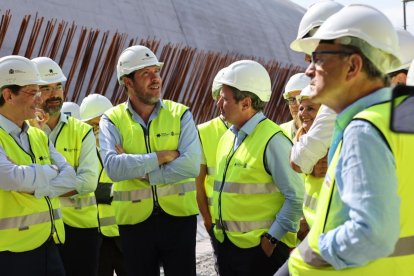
[1,88,13,103]
[241,97,251,110]
[123,77,133,90]
[346,54,363,81]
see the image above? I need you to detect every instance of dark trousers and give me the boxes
[119,212,197,276]
[97,236,128,276]
[0,239,65,276]
[58,224,102,276]
[216,236,290,276]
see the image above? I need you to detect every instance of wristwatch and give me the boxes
[262,233,279,245]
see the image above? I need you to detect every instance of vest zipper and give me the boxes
[218,135,239,237]
[141,123,160,210]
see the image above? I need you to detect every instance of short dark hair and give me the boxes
[229,86,266,112]
[0,85,21,106]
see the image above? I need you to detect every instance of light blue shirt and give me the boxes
[0,115,76,198]
[43,113,99,195]
[320,87,400,269]
[230,112,304,240]
[99,99,201,184]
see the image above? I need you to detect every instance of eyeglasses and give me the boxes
[284,97,297,105]
[20,90,42,99]
[310,50,355,66]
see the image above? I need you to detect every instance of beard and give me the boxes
[43,97,63,116]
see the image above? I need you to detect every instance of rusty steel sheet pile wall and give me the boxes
[0,10,303,124]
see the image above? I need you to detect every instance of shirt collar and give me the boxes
[336,87,391,130]
[126,98,165,123]
[229,111,266,136]
[0,114,30,135]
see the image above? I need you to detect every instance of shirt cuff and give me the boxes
[268,221,287,241]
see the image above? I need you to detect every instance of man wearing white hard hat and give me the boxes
[32,57,100,276]
[212,60,303,275]
[387,29,414,85]
[80,94,127,276]
[0,55,76,275]
[276,4,414,275]
[289,0,340,179]
[99,45,201,275]
[280,73,310,140]
[195,67,230,274]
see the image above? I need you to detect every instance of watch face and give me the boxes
[270,237,278,244]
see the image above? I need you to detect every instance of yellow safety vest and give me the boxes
[197,116,228,219]
[213,118,297,248]
[302,174,323,228]
[97,151,119,237]
[289,101,414,275]
[55,116,99,228]
[280,119,296,141]
[106,100,198,225]
[0,126,65,252]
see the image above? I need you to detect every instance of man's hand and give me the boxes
[261,235,277,257]
[29,108,50,129]
[311,154,328,178]
[297,217,310,241]
[156,150,180,165]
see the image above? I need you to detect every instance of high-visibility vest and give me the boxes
[97,151,119,237]
[197,116,228,219]
[106,100,198,225]
[289,100,414,275]
[54,116,99,228]
[302,174,323,228]
[280,119,296,141]
[0,126,65,252]
[213,118,297,248]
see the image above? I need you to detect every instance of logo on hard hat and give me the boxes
[8,68,25,75]
[49,69,53,73]
[145,53,150,57]
[9,69,14,74]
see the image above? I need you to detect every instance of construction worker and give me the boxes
[0,55,76,275]
[289,0,341,177]
[212,60,304,276]
[276,4,414,275]
[196,67,230,274]
[61,101,81,119]
[280,72,310,140]
[99,45,201,275]
[387,29,414,85]
[80,93,127,276]
[32,57,100,276]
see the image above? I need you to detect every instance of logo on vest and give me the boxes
[233,162,249,169]
[156,131,180,138]
[38,156,50,162]
[63,147,80,152]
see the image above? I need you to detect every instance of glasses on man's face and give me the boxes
[284,97,297,105]
[310,50,354,66]
[20,89,42,99]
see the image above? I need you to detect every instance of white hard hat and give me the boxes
[117,45,164,85]
[214,60,272,102]
[407,59,414,86]
[212,67,228,100]
[295,4,401,73]
[31,57,67,84]
[283,73,310,99]
[290,0,344,52]
[61,102,80,119]
[0,55,46,87]
[296,85,312,102]
[388,29,414,74]
[80,94,113,121]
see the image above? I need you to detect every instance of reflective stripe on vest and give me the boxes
[0,209,62,230]
[99,216,117,227]
[216,219,273,233]
[214,180,280,194]
[303,192,317,211]
[207,166,215,176]
[60,197,97,209]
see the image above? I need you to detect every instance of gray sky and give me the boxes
[289,0,414,34]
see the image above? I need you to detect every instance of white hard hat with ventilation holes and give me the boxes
[31,57,67,84]
[80,94,113,122]
[0,55,46,87]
